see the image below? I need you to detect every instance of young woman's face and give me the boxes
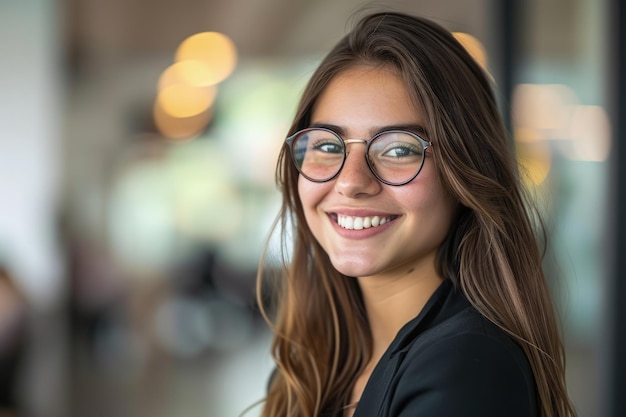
[298,65,457,279]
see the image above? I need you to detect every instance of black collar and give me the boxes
[386,279,471,356]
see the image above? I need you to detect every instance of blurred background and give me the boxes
[0,0,623,416]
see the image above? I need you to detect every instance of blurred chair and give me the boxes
[0,266,28,417]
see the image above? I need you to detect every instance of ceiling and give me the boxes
[63,0,491,75]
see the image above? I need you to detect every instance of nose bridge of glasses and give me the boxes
[343,139,370,161]
[336,138,378,186]
[341,138,374,178]
[343,138,369,147]
[343,138,369,157]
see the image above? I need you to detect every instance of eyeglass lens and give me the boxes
[290,129,426,184]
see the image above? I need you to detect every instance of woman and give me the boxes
[256,11,576,417]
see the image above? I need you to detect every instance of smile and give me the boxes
[336,214,397,230]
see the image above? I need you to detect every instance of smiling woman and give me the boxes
[298,65,455,281]
[256,11,577,417]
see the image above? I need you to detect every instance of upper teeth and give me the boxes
[337,215,389,230]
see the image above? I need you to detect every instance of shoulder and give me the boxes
[402,309,534,384]
[407,306,528,360]
[389,308,538,416]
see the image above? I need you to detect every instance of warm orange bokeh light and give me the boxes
[152,31,237,141]
[453,32,488,71]
[153,100,213,141]
[175,32,237,86]
[156,84,217,119]
[512,84,578,132]
[516,139,552,186]
[159,61,216,90]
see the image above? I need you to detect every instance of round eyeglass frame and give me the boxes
[285,127,432,186]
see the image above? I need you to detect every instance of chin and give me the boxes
[330,260,376,278]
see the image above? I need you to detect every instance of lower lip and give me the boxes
[329,215,397,240]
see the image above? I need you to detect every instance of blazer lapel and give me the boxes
[352,279,470,417]
[352,349,405,417]
[352,280,454,416]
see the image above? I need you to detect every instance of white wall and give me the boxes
[0,0,64,309]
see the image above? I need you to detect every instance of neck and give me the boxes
[357,261,443,360]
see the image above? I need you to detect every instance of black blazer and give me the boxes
[353,279,538,417]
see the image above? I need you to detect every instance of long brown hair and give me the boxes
[257,11,576,417]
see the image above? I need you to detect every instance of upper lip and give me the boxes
[326,208,398,217]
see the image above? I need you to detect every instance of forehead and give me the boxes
[311,65,425,137]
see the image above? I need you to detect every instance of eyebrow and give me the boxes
[308,122,429,139]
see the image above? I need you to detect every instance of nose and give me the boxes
[334,143,382,198]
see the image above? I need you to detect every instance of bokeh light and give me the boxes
[175,32,238,86]
[515,128,552,186]
[156,83,217,119]
[153,99,213,141]
[512,83,578,132]
[158,60,217,90]
[512,83,611,164]
[453,32,488,71]
[153,31,238,140]
[565,105,611,162]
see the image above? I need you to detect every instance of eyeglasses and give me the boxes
[285,127,431,186]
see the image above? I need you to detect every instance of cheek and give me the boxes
[425,187,457,235]
[297,177,326,222]
[297,176,312,211]
[297,178,334,247]
[400,171,457,226]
